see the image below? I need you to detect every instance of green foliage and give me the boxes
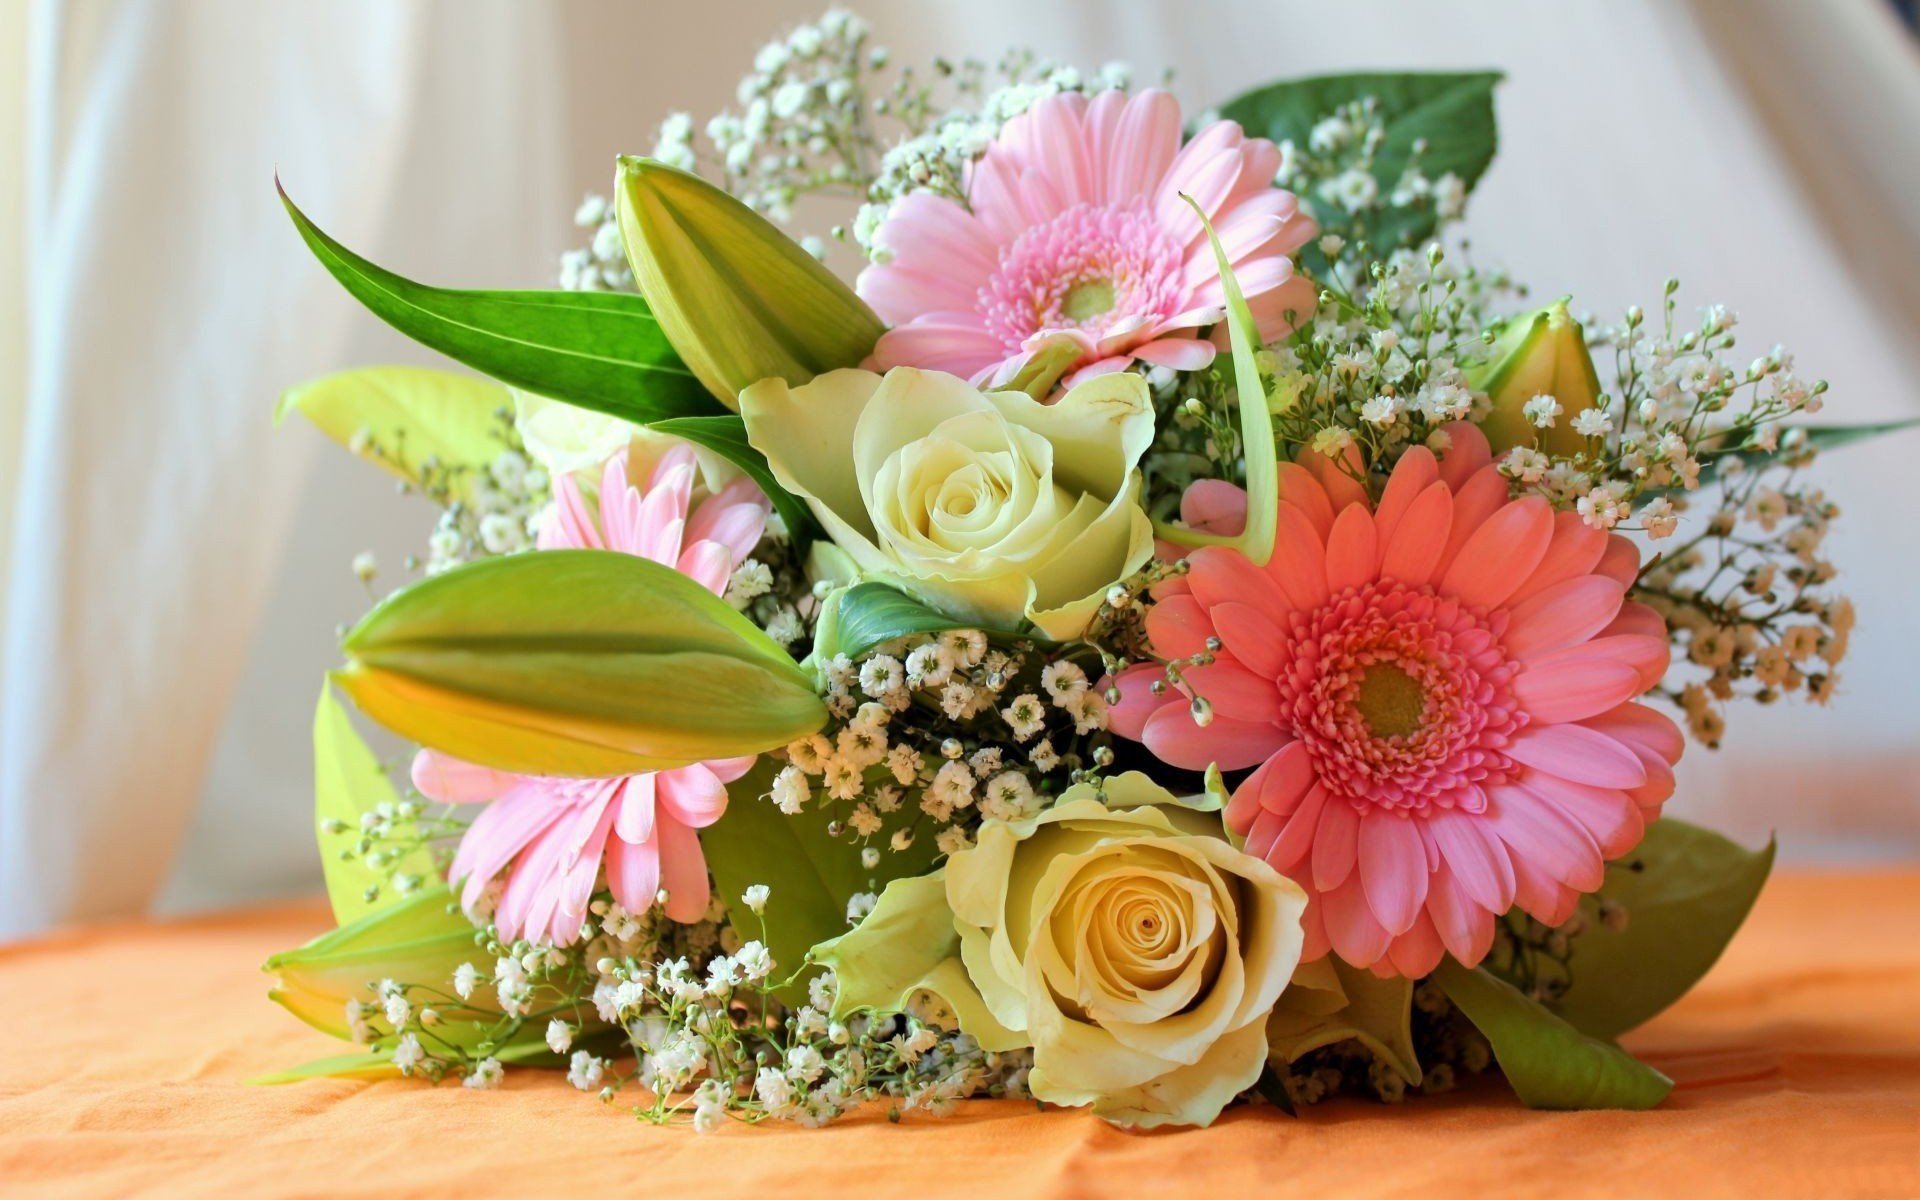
[700,758,940,1004]
[276,366,512,504]
[818,582,979,660]
[336,550,827,778]
[1267,957,1421,1084]
[1219,71,1501,256]
[312,681,436,925]
[1553,818,1775,1040]
[279,180,718,424]
[1686,417,1920,493]
[648,413,818,544]
[1434,959,1673,1110]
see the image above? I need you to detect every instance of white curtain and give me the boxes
[5,0,1917,938]
[0,0,566,936]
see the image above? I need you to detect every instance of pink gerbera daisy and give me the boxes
[411,444,771,944]
[858,88,1317,390]
[1109,424,1683,977]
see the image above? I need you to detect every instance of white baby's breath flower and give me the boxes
[742,884,770,914]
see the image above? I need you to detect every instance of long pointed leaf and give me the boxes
[279,180,719,423]
[647,413,819,542]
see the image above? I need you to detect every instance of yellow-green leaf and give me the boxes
[277,366,513,503]
[1267,956,1421,1084]
[337,549,827,777]
[313,681,436,925]
[1434,959,1672,1110]
[1552,818,1775,1040]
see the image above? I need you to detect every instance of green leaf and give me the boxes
[277,366,512,503]
[1684,418,1920,493]
[336,549,827,777]
[1267,956,1421,1084]
[312,681,437,926]
[701,758,939,1004]
[279,180,719,423]
[821,582,980,660]
[1434,959,1673,1110]
[247,1051,401,1085]
[1551,818,1775,1040]
[648,413,818,544]
[1219,71,1502,256]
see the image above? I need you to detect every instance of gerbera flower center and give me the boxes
[1353,663,1427,739]
[980,201,1185,352]
[1277,580,1527,816]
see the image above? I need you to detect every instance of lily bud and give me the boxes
[615,156,885,408]
[264,887,485,1042]
[1470,299,1601,457]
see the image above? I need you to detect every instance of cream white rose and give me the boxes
[815,773,1308,1128]
[739,367,1155,638]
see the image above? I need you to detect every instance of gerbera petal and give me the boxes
[1435,421,1493,487]
[1379,481,1453,586]
[1439,495,1555,609]
[1426,810,1517,911]
[1187,544,1282,614]
[1265,502,1332,612]
[657,817,712,923]
[1485,783,1605,892]
[1323,503,1380,594]
[1267,782,1330,876]
[1142,704,1283,772]
[1321,874,1392,967]
[1145,593,1218,659]
[657,763,731,829]
[411,749,518,804]
[606,834,661,914]
[1503,576,1628,659]
[1312,798,1361,892]
[1529,776,1645,858]
[1183,661,1281,726]
[1373,446,1440,546]
[1209,601,1287,680]
[1358,814,1428,935]
[614,773,656,845]
[1513,657,1644,723]
[1385,911,1447,977]
[1273,462,1334,537]
[1506,511,1608,604]
[1426,866,1496,965]
[1436,467,1511,577]
[1506,725,1649,789]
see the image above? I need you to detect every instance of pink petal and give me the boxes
[1373,446,1440,546]
[1267,782,1330,876]
[657,817,712,923]
[1322,503,1379,594]
[1209,601,1286,680]
[676,540,734,596]
[1426,810,1517,911]
[1436,421,1493,487]
[1107,663,1176,741]
[1273,462,1335,538]
[1486,783,1604,892]
[1358,814,1428,936]
[1265,502,1332,613]
[1106,88,1183,200]
[1182,661,1281,727]
[1513,657,1644,724]
[1378,481,1453,586]
[658,763,730,829]
[1435,467,1510,579]
[1426,866,1495,966]
[1385,911,1447,977]
[1187,544,1282,614]
[1439,495,1554,609]
[1321,873,1392,968]
[1503,576,1628,660]
[1506,725,1649,789]
[411,749,519,804]
[538,471,602,550]
[1145,593,1217,659]
[1312,797,1361,891]
[1595,534,1641,586]
[1529,776,1645,858]
[614,773,656,844]
[606,835,661,914]
[1142,704,1284,772]
[1179,478,1249,537]
[1130,336,1216,370]
[1506,511,1608,605]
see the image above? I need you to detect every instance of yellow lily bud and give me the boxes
[1470,299,1602,457]
[615,156,885,408]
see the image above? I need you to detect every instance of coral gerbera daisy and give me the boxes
[858,88,1317,391]
[411,443,771,944]
[1109,424,1683,977]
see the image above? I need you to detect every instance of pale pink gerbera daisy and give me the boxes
[859,88,1317,390]
[411,444,771,944]
[1109,424,1683,977]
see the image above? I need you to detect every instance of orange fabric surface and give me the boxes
[1,870,1916,1200]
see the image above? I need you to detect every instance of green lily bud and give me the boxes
[1470,299,1602,457]
[264,886,485,1042]
[615,156,885,408]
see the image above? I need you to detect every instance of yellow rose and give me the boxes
[816,773,1307,1128]
[512,391,637,477]
[739,367,1154,639]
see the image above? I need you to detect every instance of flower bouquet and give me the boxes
[261,12,1902,1129]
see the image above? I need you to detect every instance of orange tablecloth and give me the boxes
[2,871,1916,1199]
